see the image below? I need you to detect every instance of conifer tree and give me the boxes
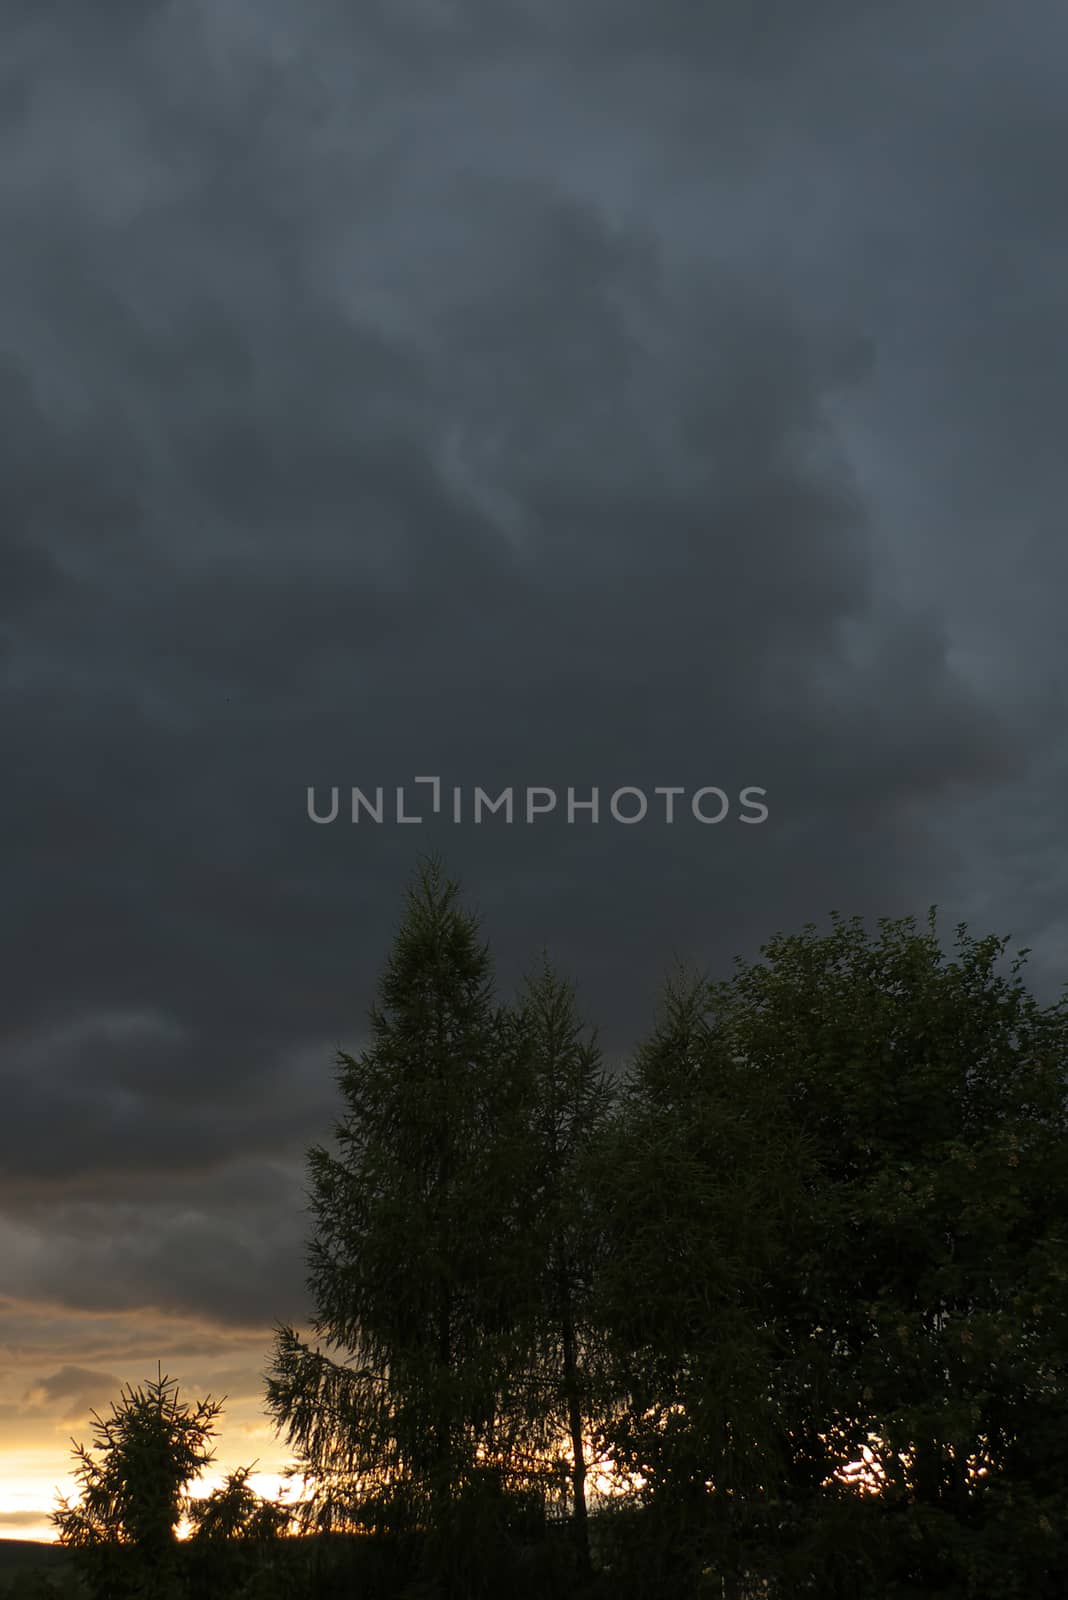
[501,957,616,1576]
[265,856,518,1560]
[52,1367,224,1600]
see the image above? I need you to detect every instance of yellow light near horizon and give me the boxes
[3,1421,992,1548]
[175,1468,308,1538]
[1,1459,306,1547]
[0,1473,76,1544]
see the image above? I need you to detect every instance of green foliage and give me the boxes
[265,855,535,1569]
[51,1366,222,1598]
[254,882,1068,1594]
[591,965,818,1591]
[714,910,1068,1595]
[497,958,617,1572]
[51,1371,288,1600]
[590,912,1068,1596]
[184,1464,292,1596]
[187,1463,290,1543]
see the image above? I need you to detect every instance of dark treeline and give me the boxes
[45,856,1068,1599]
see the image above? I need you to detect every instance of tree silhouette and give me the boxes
[265,855,526,1583]
[591,966,814,1594]
[591,912,1068,1595]
[500,956,616,1578]
[255,873,1068,1597]
[52,1366,223,1599]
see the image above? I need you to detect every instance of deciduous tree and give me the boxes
[499,957,616,1576]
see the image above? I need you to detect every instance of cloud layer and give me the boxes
[3,0,1066,1528]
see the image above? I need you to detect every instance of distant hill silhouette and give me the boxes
[0,1538,71,1573]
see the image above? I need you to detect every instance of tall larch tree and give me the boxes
[265,856,519,1563]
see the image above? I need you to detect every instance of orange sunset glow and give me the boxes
[0,1295,293,1544]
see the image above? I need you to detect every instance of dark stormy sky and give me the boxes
[3,0,1067,1535]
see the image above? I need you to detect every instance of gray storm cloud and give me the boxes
[2,0,1065,1339]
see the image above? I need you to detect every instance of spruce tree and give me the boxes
[52,1367,225,1600]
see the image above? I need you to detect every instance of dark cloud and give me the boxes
[23,1367,120,1424]
[1,1156,310,1329]
[0,1509,49,1529]
[1,0,1066,1519]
